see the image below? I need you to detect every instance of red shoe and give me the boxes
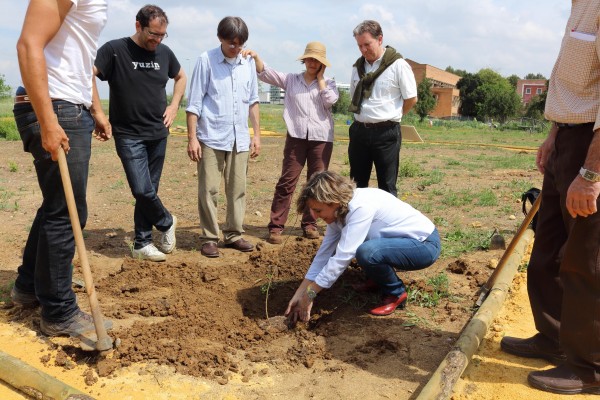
[352,279,380,293]
[369,292,408,316]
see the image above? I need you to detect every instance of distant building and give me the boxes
[259,91,270,104]
[516,79,547,107]
[406,59,461,118]
[336,83,350,93]
[269,85,285,105]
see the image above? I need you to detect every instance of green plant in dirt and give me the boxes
[407,272,450,308]
[0,281,13,303]
[0,118,19,141]
[8,161,18,173]
[441,189,473,207]
[476,189,498,206]
[0,189,17,211]
[402,310,434,329]
[400,158,420,178]
[518,262,529,273]
[443,227,491,257]
[111,179,125,190]
[419,169,444,187]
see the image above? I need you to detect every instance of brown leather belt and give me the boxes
[355,120,399,129]
[14,95,30,104]
[14,95,61,104]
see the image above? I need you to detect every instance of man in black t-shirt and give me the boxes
[95,5,186,261]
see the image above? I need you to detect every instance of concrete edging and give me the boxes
[416,228,535,400]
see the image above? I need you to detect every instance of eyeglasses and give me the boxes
[144,28,168,40]
[227,42,246,49]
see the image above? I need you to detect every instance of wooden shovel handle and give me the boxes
[57,148,112,351]
[476,192,542,305]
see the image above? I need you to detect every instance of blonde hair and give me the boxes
[296,171,356,223]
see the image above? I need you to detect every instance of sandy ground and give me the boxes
[453,271,597,400]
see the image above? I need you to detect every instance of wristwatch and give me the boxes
[306,286,318,300]
[579,167,600,183]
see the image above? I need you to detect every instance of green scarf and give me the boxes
[349,46,402,114]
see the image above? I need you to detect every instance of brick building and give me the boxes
[406,59,461,118]
[516,79,547,107]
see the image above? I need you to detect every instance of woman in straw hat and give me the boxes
[243,42,339,244]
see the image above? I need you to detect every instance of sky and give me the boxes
[1,0,570,99]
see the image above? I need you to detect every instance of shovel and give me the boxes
[57,147,113,351]
[475,192,542,307]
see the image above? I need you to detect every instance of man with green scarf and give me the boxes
[348,20,417,197]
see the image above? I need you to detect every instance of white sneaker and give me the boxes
[132,243,166,262]
[156,215,177,254]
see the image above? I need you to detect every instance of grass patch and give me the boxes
[400,158,420,178]
[442,227,491,258]
[407,272,450,308]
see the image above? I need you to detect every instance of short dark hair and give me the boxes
[353,20,382,38]
[136,4,168,28]
[217,16,249,44]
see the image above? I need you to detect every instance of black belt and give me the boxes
[355,120,399,129]
[555,122,592,128]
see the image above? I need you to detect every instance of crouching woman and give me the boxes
[285,171,440,322]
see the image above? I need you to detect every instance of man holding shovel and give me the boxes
[11,0,112,339]
[500,1,600,394]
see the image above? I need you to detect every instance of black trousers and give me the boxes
[528,123,600,382]
[348,122,401,196]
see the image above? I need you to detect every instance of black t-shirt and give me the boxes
[95,37,181,140]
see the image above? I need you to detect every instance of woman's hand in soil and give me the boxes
[285,286,313,323]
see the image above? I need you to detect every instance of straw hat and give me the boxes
[297,41,331,67]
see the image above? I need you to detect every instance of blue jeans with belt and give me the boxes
[355,228,441,297]
[114,136,173,249]
[13,99,93,322]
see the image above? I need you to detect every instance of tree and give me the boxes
[525,81,548,119]
[457,72,483,117]
[414,78,437,122]
[332,89,351,115]
[474,81,521,122]
[445,66,467,77]
[507,74,520,89]
[525,73,546,80]
[0,74,11,98]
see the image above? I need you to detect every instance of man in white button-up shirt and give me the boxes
[349,20,417,197]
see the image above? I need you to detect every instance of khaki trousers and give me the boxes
[197,143,249,244]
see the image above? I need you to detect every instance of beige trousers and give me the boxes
[197,143,249,244]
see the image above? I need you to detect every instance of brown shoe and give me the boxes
[267,231,283,244]
[201,241,219,258]
[303,228,320,239]
[528,364,600,394]
[224,238,254,252]
[500,333,566,365]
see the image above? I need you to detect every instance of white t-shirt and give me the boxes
[305,188,436,289]
[45,0,108,108]
[350,55,417,123]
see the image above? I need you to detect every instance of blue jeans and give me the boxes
[13,99,93,322]
[114,136,173,249]
[355,228,441,297]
